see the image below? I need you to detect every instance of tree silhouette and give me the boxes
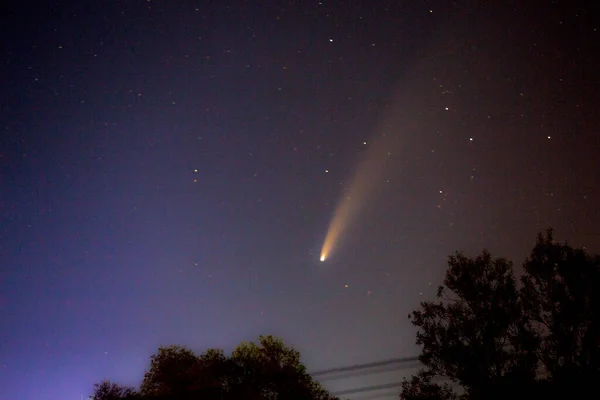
[401,230,599,400]
[91,335,337,400]
[400,370,457,400]
[520,229,600,397]
[401,249,538,399]
[226,335,335,400]
[139,345,199,397]
[91,380,138,400]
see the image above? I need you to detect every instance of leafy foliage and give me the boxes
[91,380,138,400]
[227,335,335,400]
[400,370,457,400]
[401,230,600,400]
[520,229,600,396]
[91,335,338,400]
[139,345,199,397]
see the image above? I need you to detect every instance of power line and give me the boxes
[322,356,548,399]
[328,373,463,398]
[311,355,424,399]
[317,360,421,382]
[352,391,401,400]
[311,356,419,378]
[331,381,404,396]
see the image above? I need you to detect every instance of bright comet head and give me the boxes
[319,85,405,264]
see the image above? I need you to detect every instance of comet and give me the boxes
[320,130,400,262]
[318,17,462,262]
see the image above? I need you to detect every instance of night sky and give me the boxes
[1,1,599,399]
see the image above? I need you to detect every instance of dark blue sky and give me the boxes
[1,1,599,399]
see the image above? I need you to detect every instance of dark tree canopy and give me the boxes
[400,370,457,400]
[139,345,199,397]
[520,230,600,394]
[92,381,137,400]
[91,335,338,400]
[401,230,600,400]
